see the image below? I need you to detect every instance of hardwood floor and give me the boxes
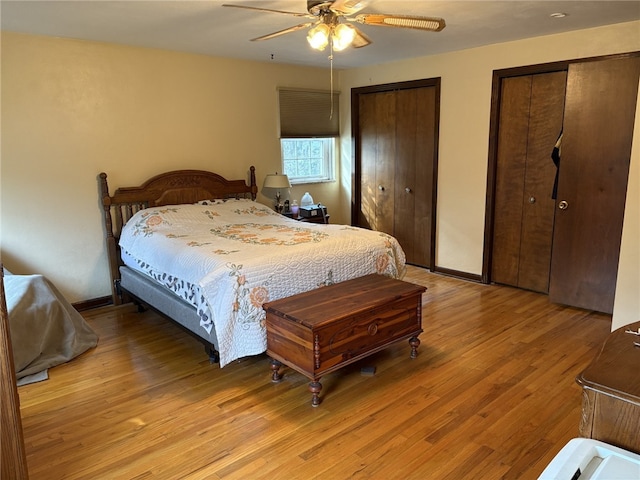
[17,266,612,479]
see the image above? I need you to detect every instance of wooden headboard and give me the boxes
[99,167,258,304]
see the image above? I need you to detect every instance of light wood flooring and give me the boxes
[18,266,612,479]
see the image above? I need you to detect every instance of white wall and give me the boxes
[339,21,640,329]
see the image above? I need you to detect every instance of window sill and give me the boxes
[289,179,336,186]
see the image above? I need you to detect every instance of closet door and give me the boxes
[492,76,532,287]
[492,71,566,293]
[394,87,436,266]
[549,55,640,313]
[355,81,438,269]
[359,91,395,234]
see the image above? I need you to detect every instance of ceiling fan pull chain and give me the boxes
[329,43,333,120]
[329,43,334,120]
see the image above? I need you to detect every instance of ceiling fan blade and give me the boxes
[222,4,313,18]
[329,0,368,15]
[351,26,372,48]
[250,23,315,42]
[353,13,445,32]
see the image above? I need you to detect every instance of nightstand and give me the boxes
[296,215,329,224]
[282,210,330,224]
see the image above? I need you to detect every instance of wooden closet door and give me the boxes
[492,76,531,287]
[394,87,436,267]
[492,71,566,293]
[519,71,567,292]
[354,79,439,270]
[359,91,396,234]
[549,55,640,313]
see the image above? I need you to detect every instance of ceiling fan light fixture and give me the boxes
[225,2,446,53]
[332,23,356,51]
[307,23,330,50]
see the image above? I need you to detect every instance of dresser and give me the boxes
[576,321,640,453]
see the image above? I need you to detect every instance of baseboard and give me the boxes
[72,296,112,312]
[432,266,483,283]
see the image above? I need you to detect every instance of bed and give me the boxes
[100,167,406,367]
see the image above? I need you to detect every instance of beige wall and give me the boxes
[339,21,640,330]
[613,86,640,331]
[1,32,342,302]
[2,22,639,330]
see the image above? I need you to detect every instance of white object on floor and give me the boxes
[538,438,640,479]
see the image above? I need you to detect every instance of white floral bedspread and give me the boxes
[119,199,406,366]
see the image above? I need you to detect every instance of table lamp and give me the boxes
[263,173,291,213]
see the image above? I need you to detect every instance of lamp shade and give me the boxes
[263,173,291,189]
[332,24,356,51]
[307,24,330,51]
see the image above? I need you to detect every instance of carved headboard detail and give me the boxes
[99,166,258,304]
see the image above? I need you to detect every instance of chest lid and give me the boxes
[263,274,425,329]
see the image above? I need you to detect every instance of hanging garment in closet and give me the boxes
[551,130,563,199]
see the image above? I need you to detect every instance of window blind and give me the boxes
[278,88,340,138]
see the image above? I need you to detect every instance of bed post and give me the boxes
[99,173,122,306]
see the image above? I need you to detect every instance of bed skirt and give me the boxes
[119,267,220,361]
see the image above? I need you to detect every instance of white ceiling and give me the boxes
[1,1,639,69]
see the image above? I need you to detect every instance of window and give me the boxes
[281,138,335,184]
[278,88,339,184]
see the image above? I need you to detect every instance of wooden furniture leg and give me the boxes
[309,381,322,407]
[270,359,283,383]
[409,336,420,359]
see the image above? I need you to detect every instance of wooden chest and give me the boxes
[263,274,426,405]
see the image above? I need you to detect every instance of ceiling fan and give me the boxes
[222,0,446,52]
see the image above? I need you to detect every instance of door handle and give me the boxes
[378,185,385,191]
[405,187,412,194]
[558,200,569,210]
